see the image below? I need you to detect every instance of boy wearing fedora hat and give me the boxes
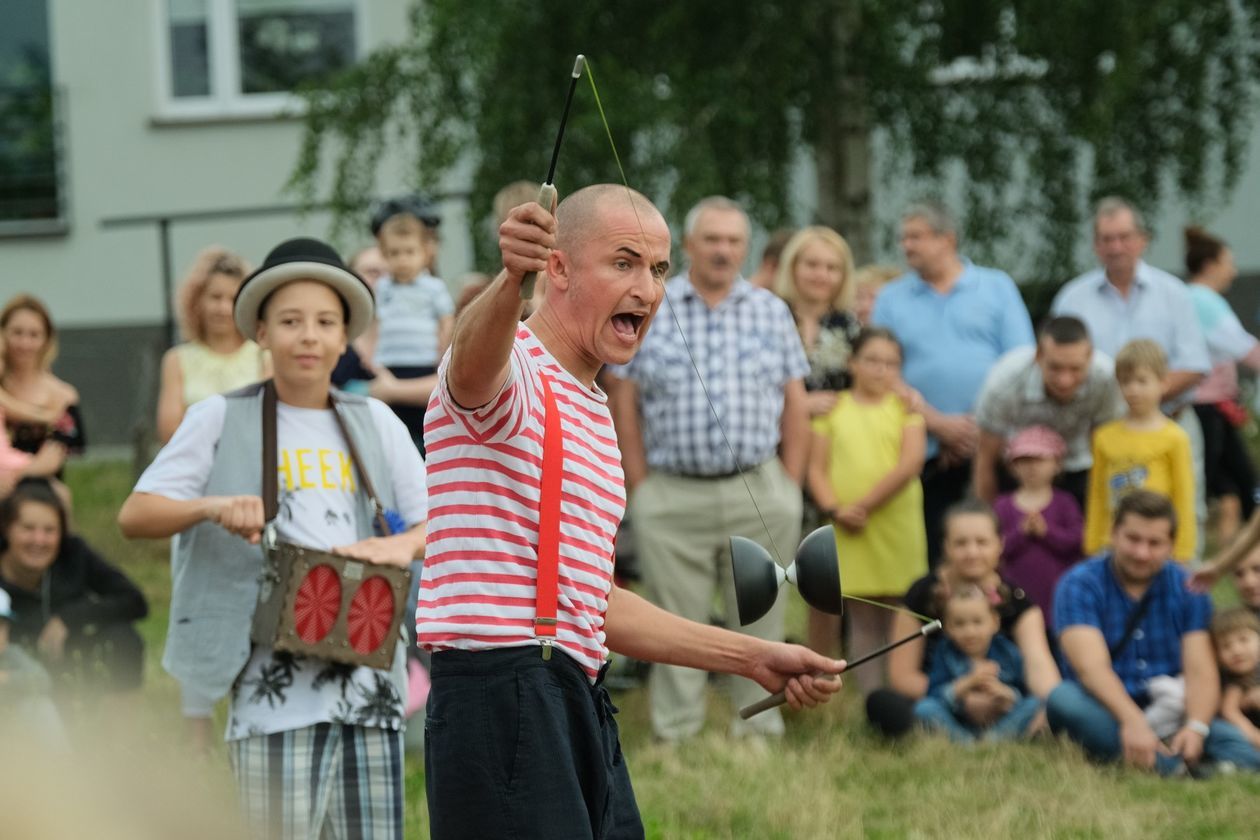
[120,238,429,839]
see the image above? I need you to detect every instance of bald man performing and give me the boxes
[416,185,845,839]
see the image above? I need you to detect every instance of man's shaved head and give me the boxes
[556,184,661,254]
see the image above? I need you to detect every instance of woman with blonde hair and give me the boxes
[774,226,862,656]
[154,246,268,751]
[155,246,269,443]
[1,295,80,478]
[774,225,860,418]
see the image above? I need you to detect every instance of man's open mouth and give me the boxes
[611,312,646,337]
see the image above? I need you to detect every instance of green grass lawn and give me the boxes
[61,459,1260,839]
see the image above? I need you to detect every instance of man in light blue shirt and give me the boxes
[872,201,1034,563]
[1051,198,1209,400]
[1051,197,1211,556]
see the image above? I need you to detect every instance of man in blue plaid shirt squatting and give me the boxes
[606,196,811,743]
[1048,489,1260,775]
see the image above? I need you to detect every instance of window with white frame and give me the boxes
[162,0,359,118]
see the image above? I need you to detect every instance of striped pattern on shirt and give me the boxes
[416,326,625,680]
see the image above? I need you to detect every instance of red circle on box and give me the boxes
[293,564,341,643]
[347,576,395,654]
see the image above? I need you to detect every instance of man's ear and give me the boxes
[547,249,571,293]
[254,321,268,349]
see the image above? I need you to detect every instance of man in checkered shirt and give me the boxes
[607,196,811,742]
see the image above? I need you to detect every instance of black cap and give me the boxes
[370,193,442,236]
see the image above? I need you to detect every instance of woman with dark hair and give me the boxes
[0,478,147,692]
[1185,226,1260,544]
[866,500,1060,737]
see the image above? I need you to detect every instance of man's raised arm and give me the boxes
[446,202,556,409]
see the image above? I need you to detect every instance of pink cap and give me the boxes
[1006,425,1066,463]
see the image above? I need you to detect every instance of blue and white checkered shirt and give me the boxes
[609,274,809,476]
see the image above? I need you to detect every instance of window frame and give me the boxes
[152,0,367,122]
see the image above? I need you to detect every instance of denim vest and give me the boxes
[162,383,398,702]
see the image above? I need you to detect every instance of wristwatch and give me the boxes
[1186,719,1211,737]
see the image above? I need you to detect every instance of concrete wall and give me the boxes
[0,0,477,446]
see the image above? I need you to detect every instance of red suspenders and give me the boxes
[535,374,562,659]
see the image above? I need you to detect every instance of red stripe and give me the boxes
[417,328,623,677]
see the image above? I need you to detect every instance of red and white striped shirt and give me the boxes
[416,326,625,680]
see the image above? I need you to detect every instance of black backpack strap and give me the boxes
[1109,577,1156,661]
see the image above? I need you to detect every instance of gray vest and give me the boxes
[162,384,397,701]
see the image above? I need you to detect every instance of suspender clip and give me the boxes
[541,639,553,661]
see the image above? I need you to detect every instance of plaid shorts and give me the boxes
[228,723,404,839]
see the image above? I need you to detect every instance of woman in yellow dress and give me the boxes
[807,327,927,694]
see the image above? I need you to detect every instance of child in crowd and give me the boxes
[0,587,51,701]
[1213,608,1260,750]
[374,211,455,452]
[1191,510,1260,614]
[913,585,1041,741]
[1085,339,1196,561]
[851,264,900,326]
[119,237,429,838]
[994,426,1082,627]
[807,326,927,692]
[0,585,66,746]
[1234,548,1260,615]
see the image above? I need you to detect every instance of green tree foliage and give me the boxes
[290,0,1260,286]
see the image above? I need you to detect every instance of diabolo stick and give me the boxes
[738,619,943,720]
[520,54,586,301]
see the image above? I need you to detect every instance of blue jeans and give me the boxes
[914,694,1042,742]
[1046,681,1260,774]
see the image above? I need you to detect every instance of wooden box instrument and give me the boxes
[251,532,409,670]
[251,381,411,670]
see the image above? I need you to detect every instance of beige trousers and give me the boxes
[629,459,803,740]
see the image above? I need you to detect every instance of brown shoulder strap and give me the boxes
[263,380,278,523]
[260,382,389,535]
[329,393,391,536]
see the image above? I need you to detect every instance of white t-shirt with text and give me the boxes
[136,394,427,739]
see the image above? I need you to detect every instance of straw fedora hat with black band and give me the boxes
[234,237,375,341]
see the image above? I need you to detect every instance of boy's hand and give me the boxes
[208,495,266,544]
[334,535,416,568]
[971,660,1000,680]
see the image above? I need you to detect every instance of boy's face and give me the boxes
[943,597,999,658]
[255,281,347,388]
[1118,365,1165,415]
[1217,627,1260,678]
[379,230,431,283]
[1233,550,1260,610]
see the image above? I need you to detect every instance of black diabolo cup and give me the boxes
[730,525,841,625]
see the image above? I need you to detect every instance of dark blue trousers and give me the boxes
[425,647,643,839]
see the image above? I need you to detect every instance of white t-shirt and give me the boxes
[136,394,428,740]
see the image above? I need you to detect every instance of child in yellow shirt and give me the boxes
[1085,339,1196,561]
